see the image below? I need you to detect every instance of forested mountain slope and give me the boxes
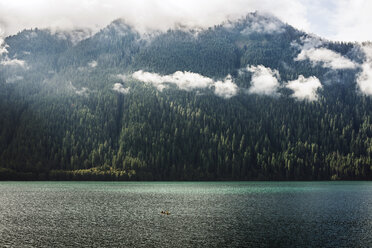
[0,12,371,180]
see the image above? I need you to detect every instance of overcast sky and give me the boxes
[0,0,371,42]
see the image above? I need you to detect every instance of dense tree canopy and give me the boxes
[0,14,371,180]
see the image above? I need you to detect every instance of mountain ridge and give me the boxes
[0,12,371,180]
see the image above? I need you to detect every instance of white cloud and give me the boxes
[68,81,89,96]
[0,26,7,55]
[328,0,372,42]
[356,45,372,95]
[87,60,97,68]
[133,70,174,91]
[0,0,371,42]
[283,0,372,42]
[242,64,324,101]
[113,83,130,94]
[293,35,357,70]
[357,63,372,95]
[0,57,27,68]
[0,38,7,56]
[0,43,8,55]
[132,70,213,91]
[286,75,322,101]
[75,87,89,96]
[240,14,285,35]
[0,0,309,36]
[291,35,323,51]
[295,47,357,69]
[54,28,93,45]
[246,65,280,96]
[132,70,238,98]
[213,75,239,99]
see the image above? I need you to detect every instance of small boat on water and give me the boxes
[161,210,170,215]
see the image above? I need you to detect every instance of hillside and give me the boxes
[0,12,371,180]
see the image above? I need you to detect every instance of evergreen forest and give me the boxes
[0,13,371,180]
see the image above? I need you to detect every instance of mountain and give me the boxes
[0,12,371,180]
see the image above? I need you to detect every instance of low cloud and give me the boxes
[286,75,322,101]
[0,27,8,56]
[132,70,238,98]
[241,14,285,35]
[292,36,323,51]
[0,57,27,68]
[241,64,324,101]
[132,67,325,101]
[87,60,97,68]
[213,75,239,99]
[356,45,372,95]
[102,19,134,38]
[0,39,7,56]
[295,47,357,70]
[54,28,93,45]
[0,0,310,37]
[246,65,280,96]
[113,83,130,94]
[132,70,212,91]
[68,81,89,96]
[75,87,89,96]
[132,70,175,91]
[294,36,357,70]
[1,0,372,42]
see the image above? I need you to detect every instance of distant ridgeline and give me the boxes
[0,13,371,180]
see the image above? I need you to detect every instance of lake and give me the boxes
[0,181,371,247]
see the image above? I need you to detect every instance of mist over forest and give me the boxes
[0,12,371,180]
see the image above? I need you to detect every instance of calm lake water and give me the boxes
[0,181,371,247]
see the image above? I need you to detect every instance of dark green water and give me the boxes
[0,181,371,247]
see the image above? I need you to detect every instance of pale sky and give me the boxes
[0,0,371,42]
